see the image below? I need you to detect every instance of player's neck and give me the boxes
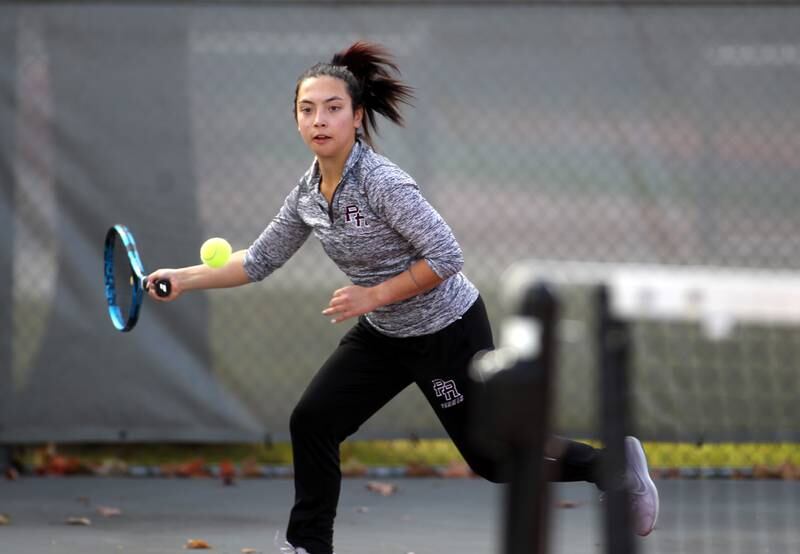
[317,142,353,202]
[318,162,344,196]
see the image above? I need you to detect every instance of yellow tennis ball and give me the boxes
[200,237,232,268]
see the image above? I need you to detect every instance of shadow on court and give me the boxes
[1,477,798,554]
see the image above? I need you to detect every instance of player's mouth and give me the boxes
[313,134,332,143]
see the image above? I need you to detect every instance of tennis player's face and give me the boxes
[296,76,363,159]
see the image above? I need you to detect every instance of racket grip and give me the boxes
[144,277,172,298]
[153,279,171,298]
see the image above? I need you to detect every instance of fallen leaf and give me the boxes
[240,457,264,478]
[184,538,212,549]
[556,500,582,509]
[779,462,800,480]
[159,463,177,478]
[92,458,128,477]
[753,464,780,479]
[440,461,474,479]
[66,517,92,526]
[39,453,85,476]
[366,481,397,496]
[663,468,681,479]
[97,506,122,517]
[404,462,438,477]
[177,459,210,478]
[0,514,9,525]
[220,460,236,486]
[341,458,368,477]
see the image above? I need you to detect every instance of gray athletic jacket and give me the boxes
[244,139,479,337]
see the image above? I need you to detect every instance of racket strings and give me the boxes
[112,234,135,324]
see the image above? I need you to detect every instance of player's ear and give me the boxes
[353,106,363,129]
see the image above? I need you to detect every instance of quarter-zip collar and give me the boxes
[308,139,364,194]
[308,139,365,222]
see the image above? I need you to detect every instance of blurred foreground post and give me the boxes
[471,282,559,554]
[0,446,10,473]
[0,15,16,475]
[596,285,635,554]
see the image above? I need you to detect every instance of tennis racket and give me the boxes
[104,224,171,332]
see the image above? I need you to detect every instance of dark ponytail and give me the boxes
[294,41,414,147]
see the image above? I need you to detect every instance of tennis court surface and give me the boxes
[1,476,798,554]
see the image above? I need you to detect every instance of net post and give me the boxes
[0,444,12,473]
[471,281,559,554]
[596,284,636,554]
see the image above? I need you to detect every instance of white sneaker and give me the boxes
[625,436,659,536]
[278,541,334,554]
[278,544,309,554]
[276,534,309,554]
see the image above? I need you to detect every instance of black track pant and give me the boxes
[286,296,602,554]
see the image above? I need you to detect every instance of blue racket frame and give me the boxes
[104,224,148,332]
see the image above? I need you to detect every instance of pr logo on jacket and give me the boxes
[344,205,368,227]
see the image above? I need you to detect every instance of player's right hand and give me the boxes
[145,270,181,302]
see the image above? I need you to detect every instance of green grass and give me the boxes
[14,440,800,472]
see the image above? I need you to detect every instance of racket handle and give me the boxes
[154,279,171,298]
[144,277,172,298]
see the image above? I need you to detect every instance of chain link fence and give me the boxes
[2,2,799,456]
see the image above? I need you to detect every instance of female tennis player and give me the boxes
[146,41,658,554]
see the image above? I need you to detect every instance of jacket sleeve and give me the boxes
[243,185,311,282]
[366,166,464,280]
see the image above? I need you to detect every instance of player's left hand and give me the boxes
[323,285,381,323]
